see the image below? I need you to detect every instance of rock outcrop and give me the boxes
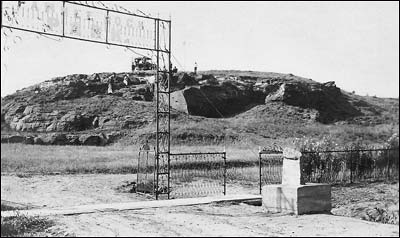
[1,70,392,146]
[171,81,265,118]
[171,76,362,123]
[264,81,362,123]
[1,132,120,146]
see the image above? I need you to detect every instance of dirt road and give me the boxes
[2,174,399,236]
[50,202,399,237]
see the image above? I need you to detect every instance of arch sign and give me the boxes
[1,1,170,52]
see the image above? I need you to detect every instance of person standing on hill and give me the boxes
[172,66,178,74]
[93,73,101,82]
[123,74,130,86]
[107,73,116,94]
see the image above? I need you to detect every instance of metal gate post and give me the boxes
[349,152,353,184]
[259,150,262,194]
[223,151,227,195]
[387,149,391,180]
[154,19,171,200]
[153,148,156,197]
[137,150,140,191]
[155,18,160,200]
[167,19,172,200]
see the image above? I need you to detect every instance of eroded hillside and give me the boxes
[1,70,398,146]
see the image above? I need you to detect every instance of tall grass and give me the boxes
[1,214,55,237]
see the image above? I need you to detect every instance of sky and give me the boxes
[1,1,399,98]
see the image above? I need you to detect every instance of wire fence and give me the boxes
[137,147,399,198]
[301,148,399,184]
[258,148,399,192]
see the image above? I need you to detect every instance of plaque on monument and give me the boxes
[282,148,304,185]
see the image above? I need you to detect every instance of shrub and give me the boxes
[294,134,399,183]
[1,214,54,237]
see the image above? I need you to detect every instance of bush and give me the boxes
[294,134,399,183]
[1,214,54,237]
[360,203,399,225]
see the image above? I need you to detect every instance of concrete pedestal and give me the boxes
[262,183,331,215]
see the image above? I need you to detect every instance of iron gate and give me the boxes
[258,151,284,194]
[137,151,227,199]
[137,149,156,196]
[169,152,226,199]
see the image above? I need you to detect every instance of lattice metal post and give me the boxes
[155,18,171,200]
[155,18,160,200]
[167,19,172,200]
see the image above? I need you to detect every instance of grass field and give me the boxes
[1,143,260,175]
[1,144,141,174]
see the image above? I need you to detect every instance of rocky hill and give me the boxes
[1,70,398,146]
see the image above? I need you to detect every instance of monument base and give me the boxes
[262,183,331,215]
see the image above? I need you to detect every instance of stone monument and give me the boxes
[262,148,331,215]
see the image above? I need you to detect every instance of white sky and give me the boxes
[1,1,399,98]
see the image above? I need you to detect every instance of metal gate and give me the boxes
[136,149,156,196]
[169,152,226,199]
[137,151,227,199]
[258,150,284,194]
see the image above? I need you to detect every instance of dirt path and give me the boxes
[1,174,149,208]
[50,203,399,237]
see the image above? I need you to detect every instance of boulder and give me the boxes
[92,117,99,128]
[1,135,25,143]
[105,132,121,143]
[46,122,57,132]
[120,84,153,101]
[79,134,108,146]
[40,133,69,145]
[23,105,36,115]
[51,112,95,131]
[33,137,44,145]
[24,136,35,145]
[66,134,81,145]
[171,73,198,89]
[8,104,26,115]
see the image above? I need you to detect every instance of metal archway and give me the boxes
[1,1,171,199]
